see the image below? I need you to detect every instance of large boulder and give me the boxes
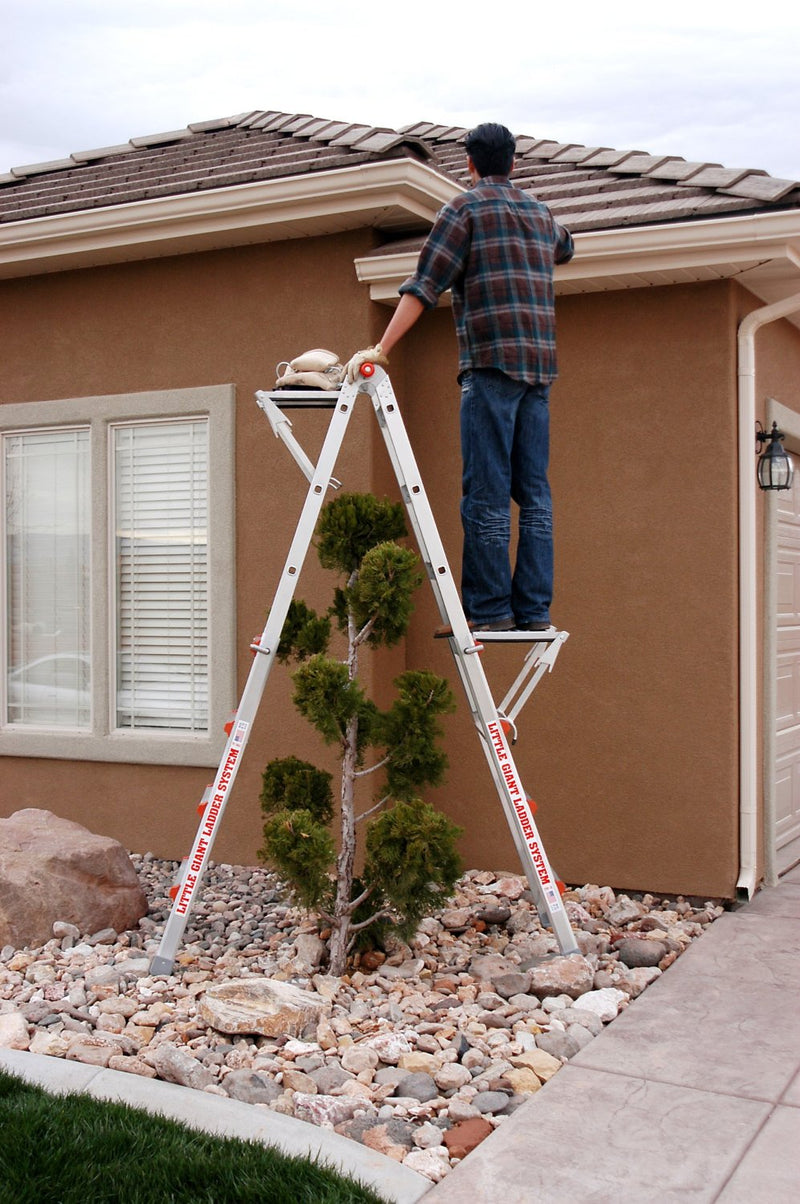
[0,809,147,949]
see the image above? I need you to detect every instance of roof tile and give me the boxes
[722,175,800,202]
[683,166,756,188]
[550,146,614,164]
[328,125,373,146]
[11,158,77,178]
[1,108,797,238]
[70,143,138,163]
[579,149,646,168]
[610,154,683,175]
[129,129,193,149]
[646,160,713,181]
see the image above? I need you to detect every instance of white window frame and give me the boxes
[0,385,236,766]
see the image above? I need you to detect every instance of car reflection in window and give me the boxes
[6,653,91,727]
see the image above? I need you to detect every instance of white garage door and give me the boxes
[775,475,800,873]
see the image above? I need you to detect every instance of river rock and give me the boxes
[292,1093,370,1127]
[199,978,326,1037]
[528,954,594,1000]
[0,809,147,949]
[616,937,667,968]
[471,1090,511,1114]
[403,1146,451,1182]
[310,1062,354,1092]
[571,987,627,1021]
[150,1042,214,1090]
[535,1029,581,1060]
[0,1009,29,1050]
[443,1116,494,1159]
[393,1072,439,1102]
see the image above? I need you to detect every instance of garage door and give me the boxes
[775,474,800,873]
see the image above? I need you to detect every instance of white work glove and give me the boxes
[345,344,388,384]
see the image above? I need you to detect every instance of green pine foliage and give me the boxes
[259,756,333,822]
[292,654,376,751]
[377,670,456,799]
[341,542,422,647]
[316,493,407,575]
[276,599,331,663]
[260,808,336,910]
[259,492,462,970]
[365,799,463,941]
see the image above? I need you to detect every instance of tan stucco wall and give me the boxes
[395,281,742,898]
[0,230,383,864]
[3,239,788,900]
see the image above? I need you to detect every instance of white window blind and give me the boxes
[114,419,209,731]
[3,428,91,727]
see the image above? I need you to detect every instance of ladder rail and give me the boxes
[150,368,578,974]
[150,382,361,974]
[369,371,578,953]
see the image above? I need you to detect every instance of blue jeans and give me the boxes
[460,369,552,626]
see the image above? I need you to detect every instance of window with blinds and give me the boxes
[3,428,91,727]
[113,419,209,731]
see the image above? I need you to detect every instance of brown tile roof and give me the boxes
[1,109,798,235]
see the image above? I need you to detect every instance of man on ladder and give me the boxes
[347,122,574,636]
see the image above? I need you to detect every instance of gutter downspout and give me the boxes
[737,274,800,898]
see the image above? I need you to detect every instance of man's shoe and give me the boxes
[515,620,553,631]
[434,620,475,639]
[435,617,519,638]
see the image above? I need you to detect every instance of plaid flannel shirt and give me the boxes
[399,176,574,385]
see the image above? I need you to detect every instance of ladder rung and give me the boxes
[470,627,561,642]
[263,389,342,408]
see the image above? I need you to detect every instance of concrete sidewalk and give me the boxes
[425,862,800,1202]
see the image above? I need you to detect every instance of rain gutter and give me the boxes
[736,254,800,899]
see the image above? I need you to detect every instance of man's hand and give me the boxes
[345,344,388,383]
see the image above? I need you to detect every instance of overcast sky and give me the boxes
[3,1,799,182]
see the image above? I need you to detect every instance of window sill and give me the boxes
[0,727,227,767]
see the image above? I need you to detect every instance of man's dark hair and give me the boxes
[464,122,516,177]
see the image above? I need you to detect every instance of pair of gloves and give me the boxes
[274,346,388,391]
[344,344,388,383]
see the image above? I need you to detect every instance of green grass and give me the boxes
[0,1070,386,1204]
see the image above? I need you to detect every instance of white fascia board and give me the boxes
[564,210,800,280]
[0,160,460,278]
[355,208,800,302]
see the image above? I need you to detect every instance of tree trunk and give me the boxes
[328,710,358,976]
[328,604,360,976]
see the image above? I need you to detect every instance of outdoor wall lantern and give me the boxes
[755,421,794,492]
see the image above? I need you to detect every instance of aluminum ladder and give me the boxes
[150,364,577,974]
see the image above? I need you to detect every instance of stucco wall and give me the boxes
[396,281,742,898]
[0,230,382,865]
[2,241,790,900]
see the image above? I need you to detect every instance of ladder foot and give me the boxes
[149,954,175,977]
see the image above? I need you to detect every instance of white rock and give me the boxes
[364,1031,413,1064]
[0,1010,29,1050]
[414,1121,446,1149]
[570,987,627,1022]
[403,1146,451,1182]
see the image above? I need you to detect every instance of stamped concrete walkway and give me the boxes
[425,863,800,1203]
[2,866,799,1203]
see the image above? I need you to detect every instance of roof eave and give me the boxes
[0,159,460,280]
[355,208,800,313]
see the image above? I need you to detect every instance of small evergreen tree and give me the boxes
[259,493,462,975]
